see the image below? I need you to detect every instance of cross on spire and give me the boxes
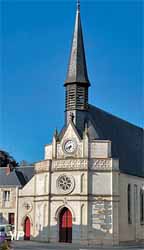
[77,0,80,12]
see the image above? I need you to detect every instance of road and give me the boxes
[9,241,144,250]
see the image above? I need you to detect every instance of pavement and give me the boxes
[9,241,144,250]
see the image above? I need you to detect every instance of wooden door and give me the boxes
[59,207,72,243]
[24,217,30,240]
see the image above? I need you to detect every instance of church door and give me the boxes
[24,217,30,240]
[59,207,72,243]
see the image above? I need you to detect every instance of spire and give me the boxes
[65,0,90,86]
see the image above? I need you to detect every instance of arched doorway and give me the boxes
[59,207,72,243]
[24,217,30,240]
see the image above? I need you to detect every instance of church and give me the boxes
[1,1,143,246]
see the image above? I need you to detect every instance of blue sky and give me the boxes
[0,0,143,163]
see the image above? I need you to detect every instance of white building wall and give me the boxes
[89,141,111,158]
[16,122,144,245]
[90,172,112,195]
[0,186,17,228]
[119,173,144,242]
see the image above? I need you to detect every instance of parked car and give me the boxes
[0,226,5,243]
[0,224,12,241]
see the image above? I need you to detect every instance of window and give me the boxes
[3,191,10,201]
[66,85,76,110]
[128,184,132,224]
[44,175,48,193]
[140,188,144,224]
[0,213,3,224]
[57,175,74,194]
[8,213,15,225]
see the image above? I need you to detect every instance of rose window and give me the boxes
[57,175,74,194]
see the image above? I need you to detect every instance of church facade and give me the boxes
[12,1,144,245]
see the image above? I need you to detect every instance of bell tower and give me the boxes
[64,0,90,132]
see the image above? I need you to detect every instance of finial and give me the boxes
[54,128,58,138]
[69,112,74,122]
[83,121,88,137]
[77,0,80,12]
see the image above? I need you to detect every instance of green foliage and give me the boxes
[0,241,10,250]
[0,150,19,169]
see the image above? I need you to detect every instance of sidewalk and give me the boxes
[9,240,144,250]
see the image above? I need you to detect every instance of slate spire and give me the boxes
[65,0,90,86]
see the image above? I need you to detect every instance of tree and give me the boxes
[0,150,19,169]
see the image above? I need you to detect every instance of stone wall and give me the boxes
[119,173,144,242]
[0,187,17,227]
[88,198,113,245]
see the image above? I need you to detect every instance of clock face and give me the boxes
[63,139,76,154]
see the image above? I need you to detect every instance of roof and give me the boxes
[0,166,35,187]
[59,105,143,177]
[89,105,144,177]
[16,166,35,183]
[0,168,22,187]
[65,3,90,85]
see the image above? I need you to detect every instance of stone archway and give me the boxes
[59,207,72,243]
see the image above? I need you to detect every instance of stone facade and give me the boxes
[15,120,144,245]
[119,173,144,242]
[0,186,18,230]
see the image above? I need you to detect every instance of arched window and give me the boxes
[44,175,48,193]
[80,174,84,193]
[81,204,84,225]
[140,188,144,224]
[43,205,46,226]
[128,184,132,224]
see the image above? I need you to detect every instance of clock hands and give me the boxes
[65,144,72,150]
[64,139,76,153]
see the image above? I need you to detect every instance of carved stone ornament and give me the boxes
[35,160,51,173]
[57,175,75,194]
[90,159,111,170]
[53,159,88,170]
[23,201,33,212]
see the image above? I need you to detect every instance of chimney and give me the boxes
[5,164,11,175]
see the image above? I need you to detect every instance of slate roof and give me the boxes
[89,105,144,177]
[0,166,35,187]
[59,104,143,177]
[16,166,35,183]
[0,168,22,187]
[65,3,90,86]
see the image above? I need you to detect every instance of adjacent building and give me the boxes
[0,165,34,235]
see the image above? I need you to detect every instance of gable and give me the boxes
[60,121,81,144]
[19,176,35,196]
[56,121,83,159]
